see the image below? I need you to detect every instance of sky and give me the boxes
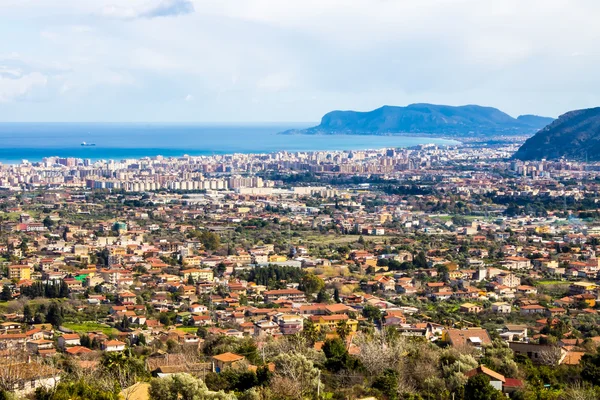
[0,0,599,122]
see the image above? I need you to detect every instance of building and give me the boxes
[459,303,483,313]
[308,314,358,332]
[6,362,61,396]
[275,314,304,335]
[464,366,505,391]
[509,342,566,365]
[263,288,306,303]
[8,265,31,281]
[212,352,245,373]
[101,340,126,352]
[491,302,511,314]
[181,268,214,282]
[57,334,81,349]
[496,273,520,288]
[443,328,492,349]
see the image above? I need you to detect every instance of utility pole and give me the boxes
[317,369,321,398]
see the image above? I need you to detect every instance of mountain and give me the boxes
[516,115,555,128]
[514,107,600,161]
[282,104,553,137]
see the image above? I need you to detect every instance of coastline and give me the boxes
[0,123,460,164]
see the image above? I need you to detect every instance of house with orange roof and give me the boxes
[212,352,245,372]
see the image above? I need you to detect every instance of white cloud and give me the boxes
[0,72,48,102]
[2,0,600,121]
[185,94,193,101]
[101,0,194,20]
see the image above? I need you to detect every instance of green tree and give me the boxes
[372,369,399,400]
[316,288,330,303]
[0,286,11,301]
[322,338,359,372]
[464,374,504,400]
[362,304,382,323]
[413,251,428,269]
[336,320,351,341]
[23,304,33,323]
[301,273,324,297]
[302,319,319,345]
[46,302,63,327]
[581,348,600,384]
[148,373,235,400]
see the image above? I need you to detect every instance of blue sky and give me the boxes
[0,0,599,122]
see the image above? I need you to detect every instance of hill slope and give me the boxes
[282,104,552,137]
[513,107,600,161]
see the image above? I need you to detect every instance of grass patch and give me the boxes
[536,280,568,286]
[175,326,199,333]
[63,322,116,335]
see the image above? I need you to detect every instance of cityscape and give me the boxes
[3,1,600,400]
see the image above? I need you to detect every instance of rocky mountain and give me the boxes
[513,107,600,161]
[282,104,552,137]
[516,115,555,128]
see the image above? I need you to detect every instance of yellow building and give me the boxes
[181,268,214,282]
[268,255,287,263]
[535,226,551,234]
[308,315,358,332]
[182,256,203,266]
[8,265,31,281]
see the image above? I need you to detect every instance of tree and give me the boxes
[322,338,359,372]
[464,374,504,400]
[362,304,382,323]
[316,288,330,304]
[581,348,600,384]
[333,287,341,303]
[42,216,55,229]
[216,263,227,277]
[301,319,319,345]
[149,373,235,400]
[23,304,33,324]
[372,369,399,400]
[272,353,320,399]
[336,320,351,341]
[46,303,63,328]
[301,273,324,297]
[413,251,428,269]
[0,286,11,301]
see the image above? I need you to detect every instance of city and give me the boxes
[3,0,600,399]
[1,142,600,399]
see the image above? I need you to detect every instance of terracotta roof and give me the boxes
[212,352,245,363]
[465,365,506,383]
[66,346,93,355]
[504,378,524,388]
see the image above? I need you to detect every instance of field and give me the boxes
[302,234,396,245]
[535,280,568,286]
[176,326,199,334]
[62,322,116,335]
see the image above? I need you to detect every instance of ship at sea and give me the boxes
[81,142,96,147]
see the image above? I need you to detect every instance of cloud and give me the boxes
[101,0,194,20]
[141,0,194,18]
[184,94,193,101]
[0,72,48,102]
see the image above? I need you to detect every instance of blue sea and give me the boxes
[0,123,458,164]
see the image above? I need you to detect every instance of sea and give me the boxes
[0,123,458,164]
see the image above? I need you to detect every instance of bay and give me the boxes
[0,123,458,163]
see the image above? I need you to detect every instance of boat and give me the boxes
[81,142,96,147]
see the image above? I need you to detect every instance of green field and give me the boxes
[536,280,568,286]
[63,322,116,335]
[176,326,199,333]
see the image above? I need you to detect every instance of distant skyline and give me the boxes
[1,0,599,122]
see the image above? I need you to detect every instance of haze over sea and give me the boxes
[0,123,458,164]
